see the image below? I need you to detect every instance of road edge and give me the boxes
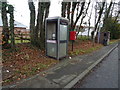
[64,43,118,88]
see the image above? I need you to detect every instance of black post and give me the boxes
[72,40,74,51]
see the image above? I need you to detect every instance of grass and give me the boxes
[15,63,48,76]
[15,37,30,39]
[3,62,51,85]
[77,36,90,41]
[69,45,103,56]
[109,39,119,44]
[8,40,30,44]
[3,79,13,83]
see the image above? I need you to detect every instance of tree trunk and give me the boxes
[44,2,50,20]
[36,2,50,49]
[1,2,9,47]
[41,2,50,48]
[0,1,2,11]
[70,2,78,29]
[8,5,15,49]
[40,2,50,49]
[92,1,105,46]
[110,1,115,17]
[88,3,94,38]
[28,0,36,45]
[61,2,67,17]
[76,1,90,37]
[67,2,71,20]
[35,2,43,48]
[74,2,85,30]
[61,1,86,32]
[103,1,113,30]
[28,1,51,49]
[114,11,120,22]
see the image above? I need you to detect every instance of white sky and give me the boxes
[7,0,62,28]
[7,0,119,29]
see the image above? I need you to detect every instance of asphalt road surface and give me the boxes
[74,47,118,88]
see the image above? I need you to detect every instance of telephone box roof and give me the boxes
[46,16,69,21]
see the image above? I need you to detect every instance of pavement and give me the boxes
[74,47,118,88]
[2,42,118,89]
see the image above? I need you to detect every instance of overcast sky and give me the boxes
[7,0,119,29]
[7,0,62,28]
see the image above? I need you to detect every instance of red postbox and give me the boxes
[70,31,76,40]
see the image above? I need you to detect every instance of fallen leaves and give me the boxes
[68,40,103,56]
[2,40,102,86]
[2,43,58,86]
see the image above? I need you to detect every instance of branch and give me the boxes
[94,1,105,33]
[70,2,79,28]
[67,2,71,20]
[73,2,85,28]
[76,1,91,36]
[61,2,67,17]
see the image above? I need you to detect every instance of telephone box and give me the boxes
[45,17,69,60]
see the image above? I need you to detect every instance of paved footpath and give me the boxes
[2,42,118,88]
[74,47,118,88]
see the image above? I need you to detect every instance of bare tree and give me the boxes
[74,2,85,29]
[0,1,2,12]
[28,0,36,45]
[103,1,113,30]
[8,5,15,48]
[93,1,105,46]
[36,1,50,49]
[1,1,9,47]
[67,2,71,20]
[114,12,120,22]
[61,2,67,17]
[76,1,90,36]
[110,0,115,17]
[61,1,87,31]
[114,1,120,22]
[62,1,92,36]
[70,2,79,29]
[28,1,50,49]
[88,3,94,37]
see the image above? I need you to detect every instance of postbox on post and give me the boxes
[45,17,69,60]
[70,31,76,40]
[69,31,76,51]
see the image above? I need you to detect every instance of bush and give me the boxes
[103,17,120,39]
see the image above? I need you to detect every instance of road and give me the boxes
[74,47,118,88]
